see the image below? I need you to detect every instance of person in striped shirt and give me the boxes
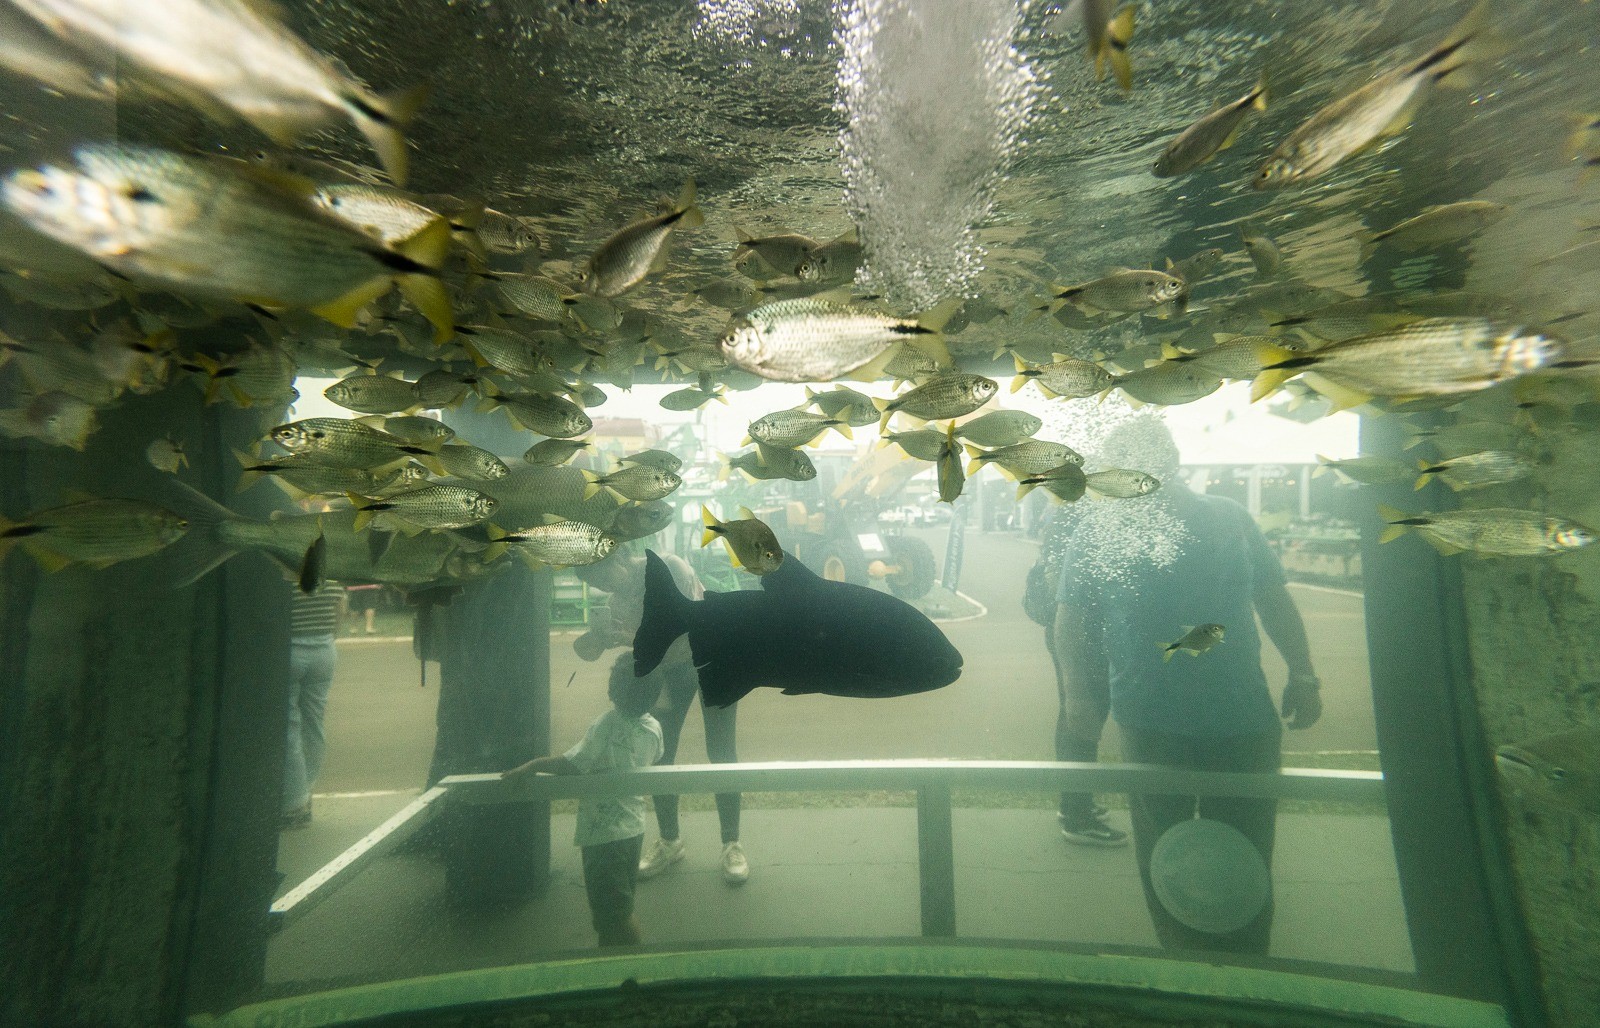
[282,581,348,829]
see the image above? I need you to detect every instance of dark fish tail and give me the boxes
[634,550,692,677]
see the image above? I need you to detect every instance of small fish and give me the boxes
[145,436,189,474]
[874,373,998,431]
[524,438,592,467]
[349,485,497,532]
[310,183,478,257]
[966,440,1084,479]
[182,345,297,408]
[1313,454,1416,486]
[619,449,684,474]
[479,391,593,438]
[8,0,427,183]
[234,450,414,498]
[794,229,864,286]
[722,444,817,483]
[1254,2,1492,188]
[1413,450,1533,491]
[805,385,881,427]
[1085,468,1161,499]
[485,520,616,570]
[1239,223,1282,280]
[610,501,676,542]
[583,464,682,502]
[474,209,543,255]
[1358,201,1509,259]
[1165,247,1226,286]
[0,390,98,450]
[1015,462,1089,503]
[1011,353,1113,399]
[1495,728,1600,818]
[269,417,442,471]
[1160,624,1226,662]
[733,228,818,278]
[1047,0,1138,92]
[719,294,956,383]
[694,276,772,310]
[325,372,422,415]
[882,345,945,386]
[659,383,720,412]
[489,273,577,323]
[412,368,483,409]
[1377,505,1596,556]
[1266,300,1414,344]
[1053,269,1187,316]
[365,415,455,446]
[0,497,188,571]
[436,443,509,481]
[702,506,785,575]
[1112,361,1223,407]
[749,409,852,449]
[578,180,704,297]
[934,423,966,503]
[1251,319,1572,408]
[883,428,949,462]
[1160,337,1270,380]
[456,325,557,381]
[1153,72,1269,177]
[954,410,1042,448]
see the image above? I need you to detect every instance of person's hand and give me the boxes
[1282,672,1322,730]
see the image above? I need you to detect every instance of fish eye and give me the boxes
[126,186,157,203]
[1547,767,1568,782]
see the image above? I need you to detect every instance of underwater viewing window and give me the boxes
[3,0,1598,1026]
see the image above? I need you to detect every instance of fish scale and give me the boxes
[879,372,997,425]
[494,521,615,568]
[325,373,420,414]
[749,409,844,449]
[721,298,937,382]
[354,485,496,531]
[971,440,1083,476]
[270,417,434,469]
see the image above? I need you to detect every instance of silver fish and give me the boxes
[1154,73,1268,177]
[577,180,704,297]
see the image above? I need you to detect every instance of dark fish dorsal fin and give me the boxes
[759,552,824,593]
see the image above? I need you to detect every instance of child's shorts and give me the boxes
[582,835,644,931]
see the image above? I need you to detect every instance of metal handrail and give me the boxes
[271,761,1385,936]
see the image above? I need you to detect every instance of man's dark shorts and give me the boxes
[582,834,644,932]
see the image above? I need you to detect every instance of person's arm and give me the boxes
[1254,577,1322,729]
[503,754,579,778]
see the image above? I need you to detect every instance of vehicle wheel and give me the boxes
[801,537,869,586]
[883,534,937,600]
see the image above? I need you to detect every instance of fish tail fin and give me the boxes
[1566,114,1600,160]
[347,82,430,187]
[1414,461,1439,491]
[580,469,603,500]
[831,420,853,441]
[701,505,723,547]
[635,550,692,677]
[1424,0,1498,89]
[349,494,376,532]
[1253,67,1270,110]
[159,480,249,588]
[1100,4,1137,92]
[716,451,731,483]
[1249,345,1305,401]
[675,179,705,230]
[1376,504,1416,544]
[1015,480,1038,501]
[915,297,964,334]
[1161,643,1176,663]
[1312,455,1331,479]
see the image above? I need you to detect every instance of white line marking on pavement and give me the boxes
[312,789,422,800]
[1288,582,1364,599]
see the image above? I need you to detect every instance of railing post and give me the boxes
[916,779,956,938]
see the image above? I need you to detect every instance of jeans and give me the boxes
[648,659,740,843]
[1047,627,1112,822]
[1120,724,1283,955]
[284,635,338,814]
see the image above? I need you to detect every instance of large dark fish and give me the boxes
[634,550,963,708]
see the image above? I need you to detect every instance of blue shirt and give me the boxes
[1057,488,1285,737]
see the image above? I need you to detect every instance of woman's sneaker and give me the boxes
[637,837,686,878]
[1059,814,1128,847]
[720,841,750,885]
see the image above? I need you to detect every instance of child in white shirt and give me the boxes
[505,654,664,946]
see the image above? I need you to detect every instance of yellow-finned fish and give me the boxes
[2,145,454,338]
[1313,454,1414,486]
[1015,462,1089,503]
[793,228,864,287]
[1357,201,1509,259]
[883,428,949,462]
[1085,468,1161,499]
[181,344,297,408]
[435,443,509,482]
[1250,318,1571,408]
[954,410,1042,448]
[701,505,784,575]
[269,417,445,471]
[1377,505,1596,556]
[1239,223,1282,280]
[873,373,998,431]
[620,449,684,474]
[966,440,1084,479]
[1011,353,1113,399]
[720,294,957,383]
[1160,623,1226,662]
[582,464,682,502]
[1496,728,1600,818]
[1111,360,1223,408]
[1052,268,1187,316]
[733,227,818,279]
[479,390,592,438]
[1154,72,1269,177]
[9,0,426,184]
[1048,0,1138,92]
[578,180,704,297]
[348,485,497,533]
[484,520,616,570]
[660,384,727,411]
[1413,450,1533,491]
[748,408,852,449]
[524,438,592,467]
[1254,2,1492,188]
[0,391,99,450]
[0,497,188,571]
[721,445,817,483]
[806,385,885,427]
[935,422,967,504]
[233,448,416,498]
[145,436,189,474]
[325,372,423,416]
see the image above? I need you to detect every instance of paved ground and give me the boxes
[267,525,1406,994]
